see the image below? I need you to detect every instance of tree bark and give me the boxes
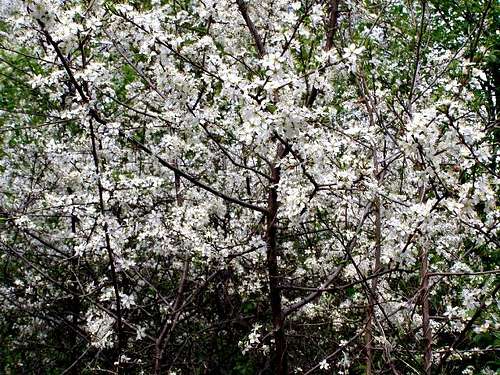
[365,149,382,375]
[365,197,381,374]
[265,143,288,375]
[421,246,432,375]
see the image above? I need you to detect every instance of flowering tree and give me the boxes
[0,0,498,374]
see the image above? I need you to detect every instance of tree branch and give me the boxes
[236,0,266,57]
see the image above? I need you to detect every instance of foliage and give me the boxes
[0,0,498,374]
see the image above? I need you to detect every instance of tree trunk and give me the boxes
[365,151,382,375]
[266,143,287,375]
[421,247,432,375]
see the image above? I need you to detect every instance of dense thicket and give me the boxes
[0,0,498,374]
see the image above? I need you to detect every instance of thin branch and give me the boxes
[119,126,268,214]
[429,270,500,277]
[283,203,372,317]
[236,0,265,57]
